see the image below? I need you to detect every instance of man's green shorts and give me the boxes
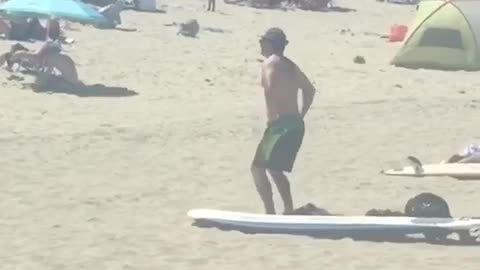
[252,114,305,173]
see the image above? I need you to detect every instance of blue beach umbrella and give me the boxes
[0,0,108,25]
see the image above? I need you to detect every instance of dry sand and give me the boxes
[1,0,480,269]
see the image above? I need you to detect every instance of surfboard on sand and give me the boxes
[380,156,480,180]
[187,209,480,241]
[187,209,480,243]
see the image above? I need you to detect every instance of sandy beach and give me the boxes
[1,0,480,269]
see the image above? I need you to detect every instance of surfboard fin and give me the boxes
[407,156,424,175]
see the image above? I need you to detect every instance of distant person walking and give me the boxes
[207,0,215,11]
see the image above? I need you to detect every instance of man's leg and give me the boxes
[268,169,293,214]
[251,165,275,214]
[251,126,277,214]
[265,120,304,215]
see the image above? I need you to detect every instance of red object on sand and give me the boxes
[389,24,409,42]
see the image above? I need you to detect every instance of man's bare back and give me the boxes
[262,55,298,121]
[261,54,315,122]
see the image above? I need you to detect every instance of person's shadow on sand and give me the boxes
[319,6,356,12]
[24,76,138,97]
[190,202,480,247]
[112,27,137,32]
[234,2,356,12]
[129,8,166,13]
[96,26,137,32]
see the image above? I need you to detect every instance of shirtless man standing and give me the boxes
[251,28,316,215]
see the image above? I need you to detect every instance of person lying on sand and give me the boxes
[177,19,200,37]
[296,0,332,10]
[0,42,82,88]
[406,144,480,172]
[0,43,31,71]
[251,28,316,215]
[95,0,124,29]
[444,144,480,163]
[164,20,200,37]
[0,42,58,71]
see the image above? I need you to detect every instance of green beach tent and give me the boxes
[391,0,480,71]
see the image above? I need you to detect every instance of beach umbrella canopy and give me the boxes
[0,0,108,25]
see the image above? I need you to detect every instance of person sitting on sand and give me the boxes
[1,41,82,87]
[37,42,82,88]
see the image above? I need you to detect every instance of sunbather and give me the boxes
[177,19,199,37]
[95,0,124,29]
[1,42,81,87]
[297,0,332,10]
[445,144,480,163]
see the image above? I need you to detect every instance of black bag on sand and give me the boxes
[292,192,451,218]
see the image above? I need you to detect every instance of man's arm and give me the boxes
[298,69,316,118]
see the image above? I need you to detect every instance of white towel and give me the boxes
[460,144,480,162]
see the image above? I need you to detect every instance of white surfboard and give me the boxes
[380,156,480,180]
[381,163,480,180]
[187,209,480,233]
